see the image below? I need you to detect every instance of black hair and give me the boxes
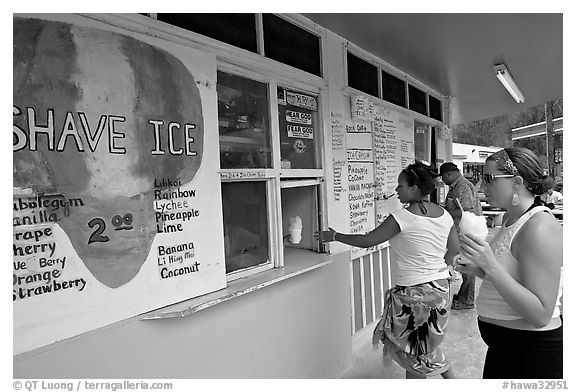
[401,161,439,195]
[541,175,556,192]
[487,147,546,195]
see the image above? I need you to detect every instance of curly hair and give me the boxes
[401,161,439,195]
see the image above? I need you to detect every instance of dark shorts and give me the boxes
[478,319,563,379]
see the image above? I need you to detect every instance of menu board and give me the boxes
[372,105,414,224]
[13,17,226,354]
[346,120,376,259]
[341,97,415,258]
[330,112,346,203]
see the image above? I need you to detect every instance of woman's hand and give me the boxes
[459,232,500,278]
[454,255,486,279]
[314,227,337,243]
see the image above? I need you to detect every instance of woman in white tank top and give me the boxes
[458,148,563,379]
[315,161,460,379]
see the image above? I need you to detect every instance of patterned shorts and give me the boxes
[372,279,452,377]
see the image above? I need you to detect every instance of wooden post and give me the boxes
[545,101,555,177]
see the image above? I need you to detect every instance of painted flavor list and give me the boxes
[153,178,201,279]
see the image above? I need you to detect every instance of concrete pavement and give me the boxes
[341,228,499,379]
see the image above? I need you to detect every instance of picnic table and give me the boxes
[481,203,563,226]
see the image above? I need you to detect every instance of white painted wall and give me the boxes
[14,253,351,378]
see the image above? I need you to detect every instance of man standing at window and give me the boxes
[440,162,483,310]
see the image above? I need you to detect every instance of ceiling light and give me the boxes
[493,64,525,103]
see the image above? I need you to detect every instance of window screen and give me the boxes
[262,14,322,77]
[408,84,427,116]
[429,96,442,121]
[381,70,406,108]
[347,52,378,97]
[157,14,258,53]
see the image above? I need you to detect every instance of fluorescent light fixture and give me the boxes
[493,64,525,103]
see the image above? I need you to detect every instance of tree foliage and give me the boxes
[452,98,563,148]
[452,98,563,175]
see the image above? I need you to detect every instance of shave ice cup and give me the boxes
[459,211,488,240]
[288,216,303,244]
[457,211,488,268]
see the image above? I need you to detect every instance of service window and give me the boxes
[221,181,270,273]
[217,69,325,279]
[280,183,321,253]
[277,87,321,169]
[217,71,272,169]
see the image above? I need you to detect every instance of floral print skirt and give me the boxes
[372,279,452,377]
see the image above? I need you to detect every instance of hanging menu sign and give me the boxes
[330,112,346,203]
[346,121,376,259]
[372,105,414,224]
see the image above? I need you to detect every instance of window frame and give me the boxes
[344,42,445,127]
[221,177,278,281]
[155,13,259,54]
[345,51,379,98]
[216,62,327,281]
[276,85,324,175]
[261,13,323,77]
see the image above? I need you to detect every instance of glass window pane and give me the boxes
[414,121,430,162]
[262,14,322,77]
[217,71,271,169]
[381,70,406,108]
[157,14,258,53]
[429,95,442,121]
[347,52,379,97]
[222,182,269,273]
[408,84,427,116]
[277,88,321,169]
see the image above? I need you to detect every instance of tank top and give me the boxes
[476,206,563,320]
[389,208,452,286]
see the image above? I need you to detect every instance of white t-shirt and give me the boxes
[389,208,453,286]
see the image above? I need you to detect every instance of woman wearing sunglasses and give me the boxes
[457,147,563,379]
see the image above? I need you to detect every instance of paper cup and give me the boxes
[289,228,302,244]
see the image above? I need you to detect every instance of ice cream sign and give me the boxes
[13,16,225,354]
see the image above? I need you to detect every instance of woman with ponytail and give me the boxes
[457,147,563,378]
[315,161,459,379]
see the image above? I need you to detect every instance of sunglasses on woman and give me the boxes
[482,173,515,184]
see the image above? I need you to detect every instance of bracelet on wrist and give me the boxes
[332,231,337,242]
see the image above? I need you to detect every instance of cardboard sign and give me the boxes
[286,110,312,125]
[287,124,314,139]
[286,91,317,111]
